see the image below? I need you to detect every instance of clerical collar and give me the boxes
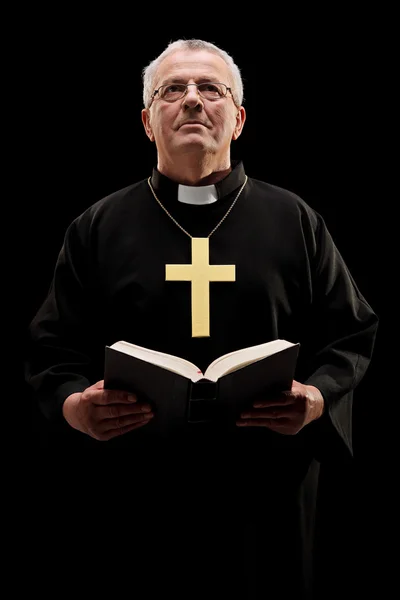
[178,184,218,205]
[150,160,247,202]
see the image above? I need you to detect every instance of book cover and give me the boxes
[103,342,300,434]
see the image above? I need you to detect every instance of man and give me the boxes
[26,39,378,598]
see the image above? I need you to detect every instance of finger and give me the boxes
[103,412,154,433]
[252,395,294,408]
[87,389,138,405]
[90,380,105,390]
[98,402,153,421]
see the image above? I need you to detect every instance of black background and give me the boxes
[21,17,390,596]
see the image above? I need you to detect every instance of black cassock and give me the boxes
[26,162,378,598]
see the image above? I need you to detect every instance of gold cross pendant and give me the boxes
[166,238,236,337]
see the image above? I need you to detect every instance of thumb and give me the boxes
[89,379,105,391]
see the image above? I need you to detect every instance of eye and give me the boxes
[165,84,185,93]
[198,83,225,99]
[200,84,220,92]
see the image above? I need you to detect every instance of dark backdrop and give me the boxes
[22,25,387,596]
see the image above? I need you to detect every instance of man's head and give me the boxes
[141,39,246,172]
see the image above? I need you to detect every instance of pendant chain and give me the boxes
[147,175,248,239]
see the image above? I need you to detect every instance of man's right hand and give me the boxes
[62,380,154,441]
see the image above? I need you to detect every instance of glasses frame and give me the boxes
[149,82,236,107]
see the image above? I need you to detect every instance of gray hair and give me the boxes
[142,39,244,108]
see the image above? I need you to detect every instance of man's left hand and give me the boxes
[236,380,325,435]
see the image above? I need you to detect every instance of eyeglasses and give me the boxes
[151,82,234,104]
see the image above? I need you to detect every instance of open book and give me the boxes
[104,339,299,431]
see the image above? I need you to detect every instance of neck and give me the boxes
[157,153,232,186]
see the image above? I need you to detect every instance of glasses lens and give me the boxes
[158,83,227,102]
[159,84,187,102]
[198,83,226,99]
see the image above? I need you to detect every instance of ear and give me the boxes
[141,108,155,142]
[232,106,246,141]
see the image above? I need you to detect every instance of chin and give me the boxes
[174,140,211,154]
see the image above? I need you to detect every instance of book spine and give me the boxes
[187,380,219,424]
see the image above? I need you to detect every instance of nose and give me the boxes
[182,85,203,111]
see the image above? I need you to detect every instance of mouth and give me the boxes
[179,121,207,128]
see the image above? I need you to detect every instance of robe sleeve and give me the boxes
[299,212,379,460]
[25,215,100,422]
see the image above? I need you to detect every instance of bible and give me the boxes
[104,339,300,432]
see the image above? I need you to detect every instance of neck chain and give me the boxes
[147,175,248,239]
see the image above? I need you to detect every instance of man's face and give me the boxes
[142,49,245,162]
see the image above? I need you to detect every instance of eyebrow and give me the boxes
[159,76,222,86]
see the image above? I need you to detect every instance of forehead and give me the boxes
[155,50,231,85]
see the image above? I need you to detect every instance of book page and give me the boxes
[110,341,203,381]
[204,339,295,381]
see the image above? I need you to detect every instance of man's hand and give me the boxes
[62,380,154,441]
[236,380,324,435]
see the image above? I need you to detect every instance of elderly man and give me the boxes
[26,39,378,598]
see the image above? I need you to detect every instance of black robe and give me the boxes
[26,161,378,598]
